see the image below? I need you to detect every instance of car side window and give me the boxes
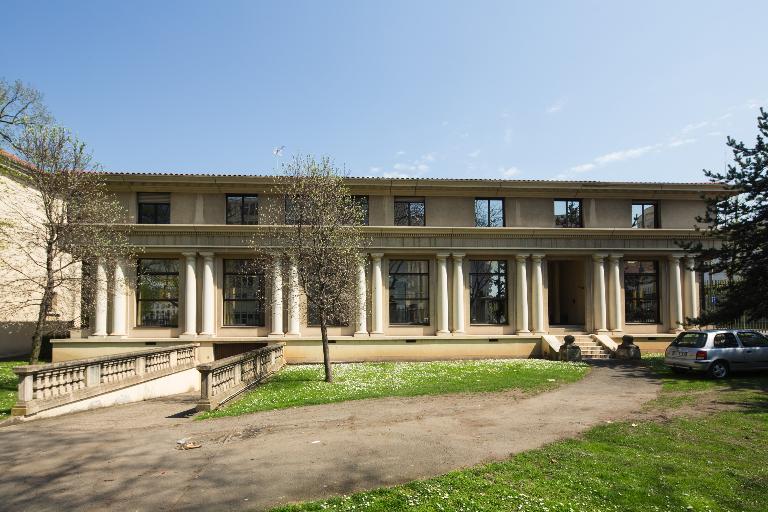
[713,333,739,348]
[737,331,768,348]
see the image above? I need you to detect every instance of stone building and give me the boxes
[51,172,725,363]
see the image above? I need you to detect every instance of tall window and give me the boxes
[226,195,258,225]
[554,199,582,228]
[223,259,265,326]
[137,259,179,327]
[137,193,170,224]
[394,197,425,226]
[470,260,508,324]
[624,260,659,323]
[388,260,429,325]
[632,201,659,228]
[474,198,505,227]
[352,195,369,225]
[284,196,299,224]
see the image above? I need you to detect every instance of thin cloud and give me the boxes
[546,98,566,114]
[467,149,481,158]
[681,121,709,134]
[385,153,435,178]
[668,138,697,148]
[499,166,521,177]
[570,163,595,173]
[594,144,660,165]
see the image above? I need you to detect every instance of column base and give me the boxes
[88,334,109,340]
[179,333,198,340]
[451,331,465,336]
[594,329,609,334]
[353,331,369,338]
[516,330,531,335]
[268,332,285,338]
[108,334,127,339]
[197,332,216,338]
[436,330,450,336]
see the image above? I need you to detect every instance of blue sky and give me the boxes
[2,1,767,182]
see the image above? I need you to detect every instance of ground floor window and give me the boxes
[223,259,265,326]
[389,260,429,325]
[137,259,179,327]
[470,260,508,324]
[624,260,659,323]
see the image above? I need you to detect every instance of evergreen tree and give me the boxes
[687,108,768,325]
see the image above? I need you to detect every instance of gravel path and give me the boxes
[0,361,660,512]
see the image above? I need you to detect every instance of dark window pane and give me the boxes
[624,260,659,323]
[242,196,258,224]
[469,259,507,324]
[155,204,170,224]
[394,202,409,225]
[138,204,156,224]
[488,199,504,227]
[388,259,429,325]
[394,199,425,226]
[226,196,243,224]
[632,202,658,229]
[409,202,425,226]
[554,200,582,228]
[474,200,489,227]
[222,259,264,326]
[137,258,179,327]
[738,331,768,347]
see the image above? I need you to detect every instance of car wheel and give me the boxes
[708,360,730,379]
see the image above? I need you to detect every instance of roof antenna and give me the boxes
[273,145,285,173]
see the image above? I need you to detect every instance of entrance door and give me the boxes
[547,260,586,327]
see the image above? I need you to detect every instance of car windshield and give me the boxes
[672,332,708,348]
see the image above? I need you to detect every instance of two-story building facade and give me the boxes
[52,173,726,363]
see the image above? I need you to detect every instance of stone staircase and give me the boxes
[570,335,612,360]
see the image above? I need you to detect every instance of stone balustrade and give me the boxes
[12,344,199,417]
[197,343,285,412]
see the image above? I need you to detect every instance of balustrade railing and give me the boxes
[12,344,199,417]
[196,343,285,412]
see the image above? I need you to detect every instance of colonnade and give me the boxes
[90,252,701,338]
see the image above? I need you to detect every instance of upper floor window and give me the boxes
[284,196,299,224]
[624,260,659,324]
[474,198,505,227]
[388,260,429,325]
[352,195,369,225]
[223,259,265,326]
[632,201,659,228]
[394,197,425,226]
[137,193,170,224]
[226,195,258,225]
[554,199,582,228]
[470,260,508,324]
[137,259,179,327]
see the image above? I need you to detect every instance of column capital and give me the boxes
[515,254,529,262]
[667,253,685,261]
[370,252,384,260]
[451,252,465,259]
[531,253,545,261]
[436,253,450,260]
[592,253,608,262]
[608,253,623,261]
[199,251,215,258]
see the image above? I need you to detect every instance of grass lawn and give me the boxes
[271,357,768,512]
[0,360,23,420]
[199,359,590,419]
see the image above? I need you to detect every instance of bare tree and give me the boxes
[255,155,367,382]
[0,79,51,151]
[0,125,133,363]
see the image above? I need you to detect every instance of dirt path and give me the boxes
[0,362,660,512]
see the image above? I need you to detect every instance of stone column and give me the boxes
[592,254,608,333]
[452,253,465,334]
[515,254,530,334]
[436,254,450,335]
[531,254,545,333]
[93,257,108,337]
[287,260,300,336]
[182,252,197,337]
[269,257,284,336]
[110,258,127,336]
[354,257,368,336]
[608,254,623,332]
[669,254,684,332]
[200,252,215,336]
[370,253,384,335]
[684,256,699,324]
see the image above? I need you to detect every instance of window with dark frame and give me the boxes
[223,259,265,326]
[470,260,508,324]
[352,195,369,225]
[284,196,299,224]
[137,193,170,224]
[553,199,582,228]
[631,201,659,228]
[394,197,425,226]
[388,260,429,325]
[474,198,505,227]
[137,259,179,327]
[226,195,259,225]
[624,260,660,324]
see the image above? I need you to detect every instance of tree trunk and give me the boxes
[320,320,333,382]
[30,244,56,365]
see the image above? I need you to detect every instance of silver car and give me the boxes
[664,329,768,379]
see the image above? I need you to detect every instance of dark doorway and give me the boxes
[547,260,586,327]
[213,342,267,360]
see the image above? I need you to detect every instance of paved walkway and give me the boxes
[0,362,660,512]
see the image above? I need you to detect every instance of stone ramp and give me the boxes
[0,362,661,512]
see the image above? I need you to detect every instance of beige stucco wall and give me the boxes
[506,198,554,227]
[659,199,706,229]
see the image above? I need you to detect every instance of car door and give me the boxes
[712,332,746,369]
[736,331,768,369]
